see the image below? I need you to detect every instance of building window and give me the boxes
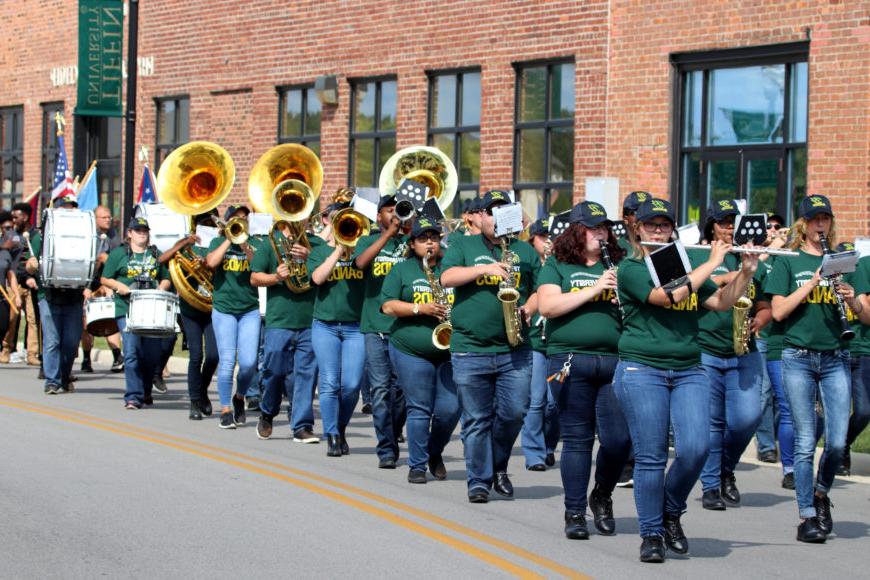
[278,85,321,156]
[0,106,24,207]
[672,43,809,224]
[349,78,397,187]
[155,96,190,170]
[513,61,575,221]
[41,103,65,205]
[428,69,481,215]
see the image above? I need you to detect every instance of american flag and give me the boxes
[50,133,75,201]
[137,164,158,203]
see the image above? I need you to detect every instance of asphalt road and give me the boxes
[1,362,868,579]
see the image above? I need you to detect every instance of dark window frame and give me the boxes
[670,42,809,223]
[427,68,481,214]
[0,106,25,206]
[348,76,397,187]
[512,58,575,216]
[276,84,321,151]
[154,95,190,171]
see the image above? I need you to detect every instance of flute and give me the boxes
[599,239,625,319]
[641,241,799,257]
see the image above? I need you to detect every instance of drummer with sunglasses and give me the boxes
[100,217,171,410]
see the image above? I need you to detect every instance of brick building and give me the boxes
[1,0,868,238]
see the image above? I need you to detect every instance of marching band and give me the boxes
[4,139,870,564]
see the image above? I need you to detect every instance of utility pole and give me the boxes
[122,0,140,224]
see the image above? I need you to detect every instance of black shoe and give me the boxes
[545,452,556,467]
[38,369,45,380]
[246,396,260,411]
[616,463,634,488]
[142,394,153,406]
[757,449,778,463]
[702,489,726,511]
[796,517,827,543]
[408,470,427,484]
[257,415,273,440]
[361,403,373,415]
[564,512,589,540]
[111,357,124,373]
[338,426,349,455]
[200,396,213,417]
[721,472,741,505]
[468,488,489,504]
[781,472,795,490]
[640,536,666,563]
[528,463,546,472]
[379,457,397,469]
[837,448,851,476]
[428,455,447,481]
[663,512,689,554]
[327,435,342,457]
[152,377,168,394]
[813,495,833,535]
[81,359,93,373]
[493,472,514,498]
[219,411,236,429]
[232,395,246,425]
[397,433,405,443]
[189,401,203,421]
[292,428,320,444]
[589,486,616,536]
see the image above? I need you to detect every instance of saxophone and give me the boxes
[422,250,452,350]
[497,238,523,347]
[732,296,753,356]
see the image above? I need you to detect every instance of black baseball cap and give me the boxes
[623,191,651,213]
[223,204,250,222]
[54,194,78,208]
[378,194,397,211]
[127,217,150,231]
[799,195,834,220]
[481,190,511,211]
[707,199,740,222]
[767,212,786,224]
[528,218,549,238]
[570,201,612,228]
[410,216,442,239]
[635,198,676,224]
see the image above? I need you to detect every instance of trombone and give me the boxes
[331,207,370,259]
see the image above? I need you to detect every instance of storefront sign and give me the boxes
[76,0,124,116]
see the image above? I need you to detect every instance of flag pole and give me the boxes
[77,160,98,193]
[122,0,140,228]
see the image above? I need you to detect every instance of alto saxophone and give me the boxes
[497,238,523,347]
[732,296,753,356]
[422,250,452,350]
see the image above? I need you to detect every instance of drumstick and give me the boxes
[0,285,19,317]
[22,231,36,258]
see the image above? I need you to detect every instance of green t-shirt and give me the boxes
[177,245,211,319]
[617,257,719,370]
[307,242,365,322]
[380,257,454,361]
[759,258,785,361]
[528,311,546,353]
[250,235,320,330]
[206,237,259,314]
[353,233,408,333]
[691,251,766,358]
[102,245,169,317]
[440,234,541,353]
[537,256,621,356]
[848,256,870,356]
[764,250,856,352]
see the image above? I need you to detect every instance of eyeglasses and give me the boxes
[641,221,674,233]
[767,223,784,231]
[415,233,441,242]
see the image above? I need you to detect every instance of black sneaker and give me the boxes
[813,494,833,535]
[640,536,666,563]
[111,358,124,373]
[836,448,851,476]
[408,470,427,484]
[545,452,556,467]
[232,395,246,425]
[721,472,741,505]
[219,411,236,429]
[781,472,795,490]
[702,489,727,510]
[588,486,616,535]
[81,359,94,373]
[663,512,689,554]
[428,455,447,480]
[152,377,168,394]
[189,401,203,421]
[200,396,213,417]
[796,517,827,543]
[246,396,260,411]
[468,488,489,504]
[361,403,373,415]
[757,449,778,463]
[45,384,59,395]
[564,512,589,540]
[256,415,273,440]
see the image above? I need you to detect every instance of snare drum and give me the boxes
[40,209,98,288]
[85,297,119,337]
[126,290,179,337]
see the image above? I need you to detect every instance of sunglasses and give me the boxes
[415,233,441,242]
[767,223,785,231]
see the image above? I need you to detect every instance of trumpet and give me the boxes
[215,216,249,245]
[332,208,370,259]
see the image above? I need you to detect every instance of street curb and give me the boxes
[79,346,190,376]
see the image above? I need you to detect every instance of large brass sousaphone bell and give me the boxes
[379,146,458,220]
[158,141,236,313]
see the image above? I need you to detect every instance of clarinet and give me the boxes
[598,239,624,319]
[818,233,855,341]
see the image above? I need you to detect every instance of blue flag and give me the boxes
[76,165,99,211]
[137,165,157,204]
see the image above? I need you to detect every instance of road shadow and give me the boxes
[831,520,869,539]
[737,492,794,508]
[679,537,785,559]
[612,517,639,535]
[515,485,563,500]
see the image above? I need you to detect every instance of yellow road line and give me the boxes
[1,396,587,579]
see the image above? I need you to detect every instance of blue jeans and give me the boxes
[755,340,778,455]
[389,345,460,472]
[451,349,532,492]
[768,359,795,472]
[846,356,870,448]
[116,317,162,405]
[700,351,764,491]
[365,333,406,460]
[311,319,365,435]
[521,350,560,468]
[211,308,261,408]
[259,327,318,433]
[249,318,266,401]
[614,360,710,538]
[782,347,851,519]
[38,299,83,389]
[549,353,631,513]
